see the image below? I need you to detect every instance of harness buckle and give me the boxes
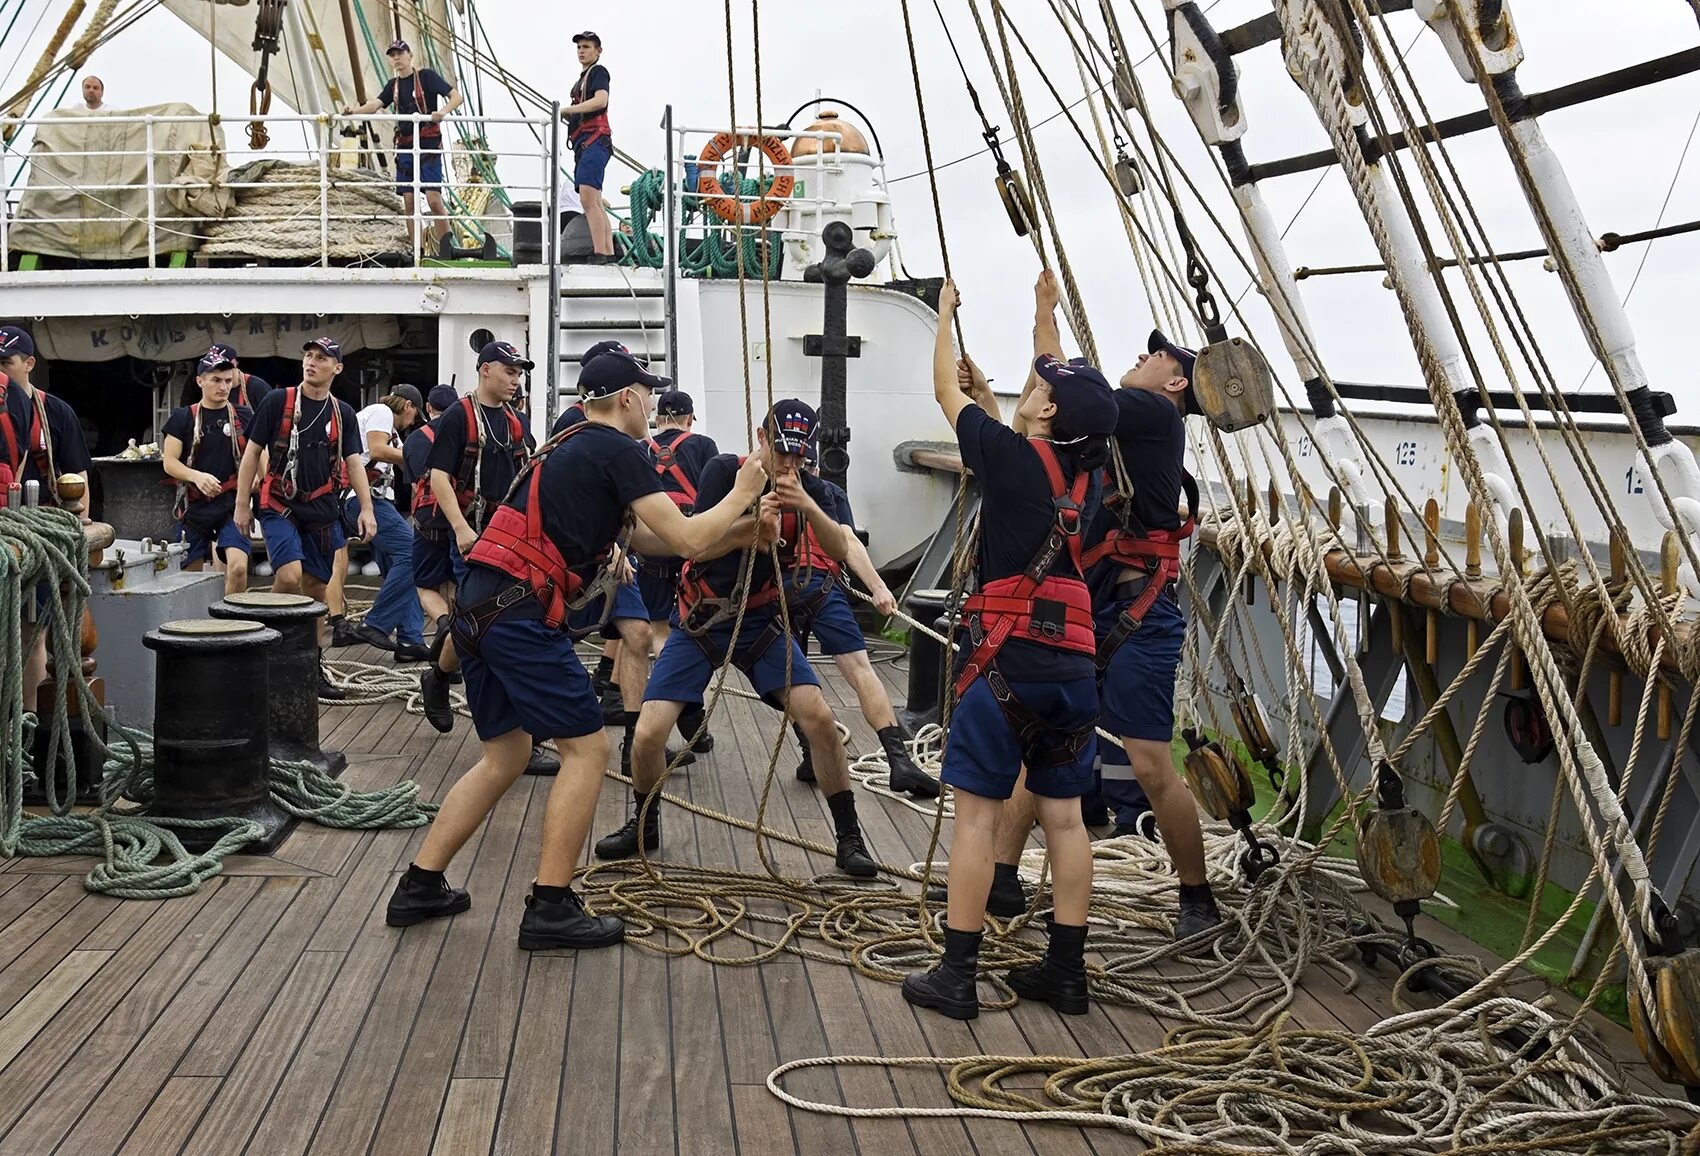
[1028,597,1068,641]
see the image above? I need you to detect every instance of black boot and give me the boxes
[592,654,615,696]
[902,927,982,1020]
[601,680,627,726]
[328,614,362,648]
[794,722,815,784]
[677,704,715,754]
[594,790,661,859]
[524,741,560,776]
[1006,920,1090,1015]
[924,862,1030,918]
[385,864,471,927]
[826,789,877,878]
[517,886,625,950]
[879,725,938,799]
[1176,883,1223,942]
[420,664,454,733]
[318,660,348,702]
[428,615,461,684]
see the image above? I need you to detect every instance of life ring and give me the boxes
[695,132,795,226]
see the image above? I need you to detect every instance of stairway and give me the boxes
[555,282,669,403]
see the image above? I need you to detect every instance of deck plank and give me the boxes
[0,950,112,1073]
[491,954,574,1156]
[429,1078,504,1156]
[553,934,619,1156]
[114,1077,221,1156]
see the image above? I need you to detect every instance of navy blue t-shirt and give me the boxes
[1,382,91,495]
[462,422,662,613]
[648,428,719,507]
[381,68,453,146]
[163,402,253,529]
[956,404,1097,683]
[550,402,587,439]
[401,417,442,522]
[234,372,271,412]
[819,477,853,525]
[247,387,362,529]
[1085,388,1186,594]
[427,399,534,529]
[691,454,846,599]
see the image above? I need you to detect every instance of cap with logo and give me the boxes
[1033,355,1118,440]
[0,326,35,358]
[383,384,425,410]
[477,340,535,370]
[656,390,693,417]
[209,342,240,363]
[386,38,410,54]
[303,336,344,361]
[197,351,237,375]
[427,384,459,412]
[765,399,817,455]
[578,350,672,399]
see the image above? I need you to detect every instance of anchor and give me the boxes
[803,220,876,493]
[209,592,347,777]
[1180,727,1279,882]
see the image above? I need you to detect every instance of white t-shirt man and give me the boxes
[356,401,400,501]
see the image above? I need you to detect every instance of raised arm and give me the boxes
[932,280,975,429]
[1014,270,1064,437]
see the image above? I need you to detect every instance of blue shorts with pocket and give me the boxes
[259,512,343,584]
[644,611,820,707]
[638,562,680,622]
[460,615,602,742]
[1096,591,1185,743]
[395,148,444,192]
[178,516,252,566]
[801,584,865,656]
[941,675,1099,800]
[573,136,613,190]
[568,576,647,641]
[413,529,460,591]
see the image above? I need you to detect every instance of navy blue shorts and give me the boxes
[413,530,460,591]
[573,136,613,190]
[395,148,445,192]
[638,563,680,622]
[1096,592,1185,743]
[568,577,647,641]
[644,612,820,707]
[802,585,865,656]
[461,616,602,742]
[178,516,251,566]
[941,675,1099,801]
[259,512,344,584]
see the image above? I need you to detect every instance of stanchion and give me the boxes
[142,618,294,853]
[900,588,954,733]
[209,591,347,777]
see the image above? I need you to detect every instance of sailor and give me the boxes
[1085,323,1221,939]
[551,339,629,439]
[791,440,937,798]
[0,325,93,696]
[560,31,615,261]
[235,337,376,699]
[406,385,458,651]
[206,342,270,411]
[383,353,770,948]
[640,387,716,754]
[902,277,1115,1021]
[161,349,254,596]
[593,399,880,878]
[343,39,463,251]
[348,385,429,663]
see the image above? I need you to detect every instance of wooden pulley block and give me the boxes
[1230,691,1277,767]
[1180,730,1256,822]
[1501,692,1554,764]
[1629,951,1700,1088]
[1355,806,1442,907]
[1190,337,1274,432]
[994,167,1036,239]
[1113,154,1141,197]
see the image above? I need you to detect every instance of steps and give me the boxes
[555,280,669,399]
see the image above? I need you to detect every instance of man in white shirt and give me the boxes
[350,385,429,662]
[81,76,104,111]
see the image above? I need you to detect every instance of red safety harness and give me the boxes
[1084,471,1198,670]
[647,430,699,512]
[453,396,528,529]
[411,424,440,525]
[569,65,611,147]
[172,403,246,520]
[260,387,347,514]
[395,69,445,150]
[0,377,54,494]
[456,424,625,638]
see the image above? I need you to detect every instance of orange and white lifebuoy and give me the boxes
[695,132,795,226]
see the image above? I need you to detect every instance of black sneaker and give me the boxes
[319,666,348,701]
[393,640,431,664]
[517,889,624,950]
[352,622,396,651]
[524,742,561,776]
[329,616,363,648]
[594,805,660,860]
[1005,958,1089,1015]
[386,872,471,927]
[835,832,878,878]
[420,666,454,733]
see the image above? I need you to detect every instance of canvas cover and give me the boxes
[9,103,232,260]
[27,312,401,362]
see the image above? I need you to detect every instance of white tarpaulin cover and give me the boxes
[9,103,231,260]
[28,312,401,362]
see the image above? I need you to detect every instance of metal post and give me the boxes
[412,120,423,266]
[545,101,562,428]
[145,117,156,268]
[319,118,330,266]
[662,104,678,390]
[802,221,874,492]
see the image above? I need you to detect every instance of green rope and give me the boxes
[0,506,436,900]
[622,167,783,278]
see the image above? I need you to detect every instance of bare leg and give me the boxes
[995,776,1038,865]
[418,585,450,624]
[326,548,348,618]
[944,790,1002,933]
[630,699,686,792]
[402,191,419,247]
[535,729,614,887]
[581,185,613,255]
[833,649,898,731]
[223,548,250,596]
[650,619,671,656]
[613,618,653,713]
[23,629,48,701]
[1122,737,1207,886]
[300,573,329,649]
[1031,794,1093,926]
[425,189,451,247]
[786,685,851,792]
[271,559,304,595]
[412,728,533,871]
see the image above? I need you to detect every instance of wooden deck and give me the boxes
[0,644,1672,1155]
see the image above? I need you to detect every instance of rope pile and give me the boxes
[622,167,784,279]
[198,160,409,260]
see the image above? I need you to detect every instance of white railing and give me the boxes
[0,109,563,271]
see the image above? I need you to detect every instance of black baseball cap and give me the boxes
[477,340,534,370]
[383,384,425,410]
[387,38,410,55]
[0,326,35,358]
[1148,329,1198,409]
[656,390,694,417]
[579,350,671,398]
[582,339,629,362]
[209,342,240,363]
[428,384,458,412]
[765,399,817,456]
[303,336,344,361]
[196,351,237,375]
[573,30,601,46]
[1034,355,1118,440]
[803,439,819,469]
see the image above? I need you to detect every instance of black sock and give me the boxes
[1179,882,1217,906]
[825,789,860,837]
[624,717,637,750]
[533,883,572,904]
[595,656,614,684]
[406,863,445,886]
[992,862,1021,887]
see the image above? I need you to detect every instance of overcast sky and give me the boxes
[20,0,1700,409]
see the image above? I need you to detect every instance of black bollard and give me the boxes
[899,588,955,733]
[209,591,347,778]
[143,618,294,853]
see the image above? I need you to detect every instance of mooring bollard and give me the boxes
[143,618,294,854]
[900,588,955,733]
[209,591,347,778]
